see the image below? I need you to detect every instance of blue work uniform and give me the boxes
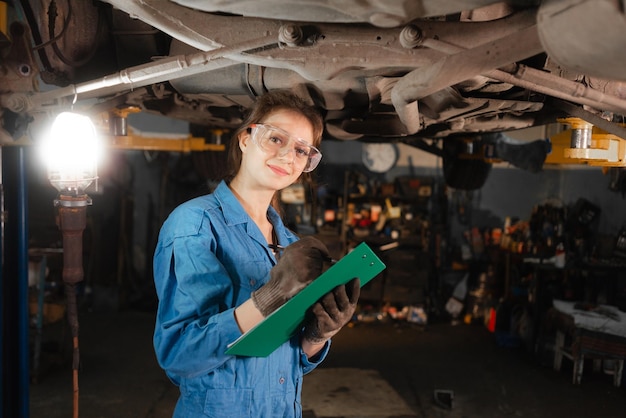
[153,180,329,417]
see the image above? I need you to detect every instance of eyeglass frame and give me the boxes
[249,123,322,172]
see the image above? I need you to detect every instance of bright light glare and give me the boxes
[40,112,101,194]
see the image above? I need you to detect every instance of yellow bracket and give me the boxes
[545,118,626,167]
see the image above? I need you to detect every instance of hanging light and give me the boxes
[39,111,102,418]
[39,111,101,196]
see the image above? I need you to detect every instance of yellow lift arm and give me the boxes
[109,132,225,152]
[7,107,227,152]
[545,118,626,167]
[99,107,226,152]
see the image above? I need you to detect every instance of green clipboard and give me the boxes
[225,242,386,357]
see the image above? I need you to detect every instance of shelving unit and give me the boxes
[317,169,447,309]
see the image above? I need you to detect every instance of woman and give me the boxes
[153,90,360,417]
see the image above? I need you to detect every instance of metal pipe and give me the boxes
[488,65,626,115]
[391,25,544,134]
[422,36,626,115]
[2,35,277,113]
[101,0,224,51]
[17,147,29,418]
[393,33,626,135]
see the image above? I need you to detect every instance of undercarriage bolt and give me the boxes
[2,93,30,113]
[279,24,303,47]
[400,25,423,49]
[17,63,32,76]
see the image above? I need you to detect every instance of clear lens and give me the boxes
[251,124,322,172]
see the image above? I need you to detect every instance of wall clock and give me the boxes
[362,143,399,173]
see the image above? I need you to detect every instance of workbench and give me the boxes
[548,300,626,386]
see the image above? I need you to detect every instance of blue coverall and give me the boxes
[153,181,329,417]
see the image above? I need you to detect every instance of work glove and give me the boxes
[252,236,330,317]
[303,277,361,344]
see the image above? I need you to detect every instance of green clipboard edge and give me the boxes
[225,242,386,357]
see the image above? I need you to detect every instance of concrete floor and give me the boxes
[29,310,625,418]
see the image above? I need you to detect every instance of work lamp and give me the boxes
[40,111,100,196]
[39,111,102,418]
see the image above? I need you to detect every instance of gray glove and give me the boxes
[252,236,330,317]
[303,277,361,344]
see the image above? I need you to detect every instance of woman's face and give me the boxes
[238,109,316,190]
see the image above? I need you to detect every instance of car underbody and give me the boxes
[2,0,626,187]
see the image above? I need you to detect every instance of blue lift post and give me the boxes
[1,146,31,418]
[17,146,30,418]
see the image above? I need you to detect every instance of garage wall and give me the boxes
[321,139,626,236]
[479,166,626,235]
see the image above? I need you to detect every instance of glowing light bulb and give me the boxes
[40,112,101,194]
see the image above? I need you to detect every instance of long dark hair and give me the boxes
[224,90,324,182]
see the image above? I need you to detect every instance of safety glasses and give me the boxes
[249,123,322,172]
